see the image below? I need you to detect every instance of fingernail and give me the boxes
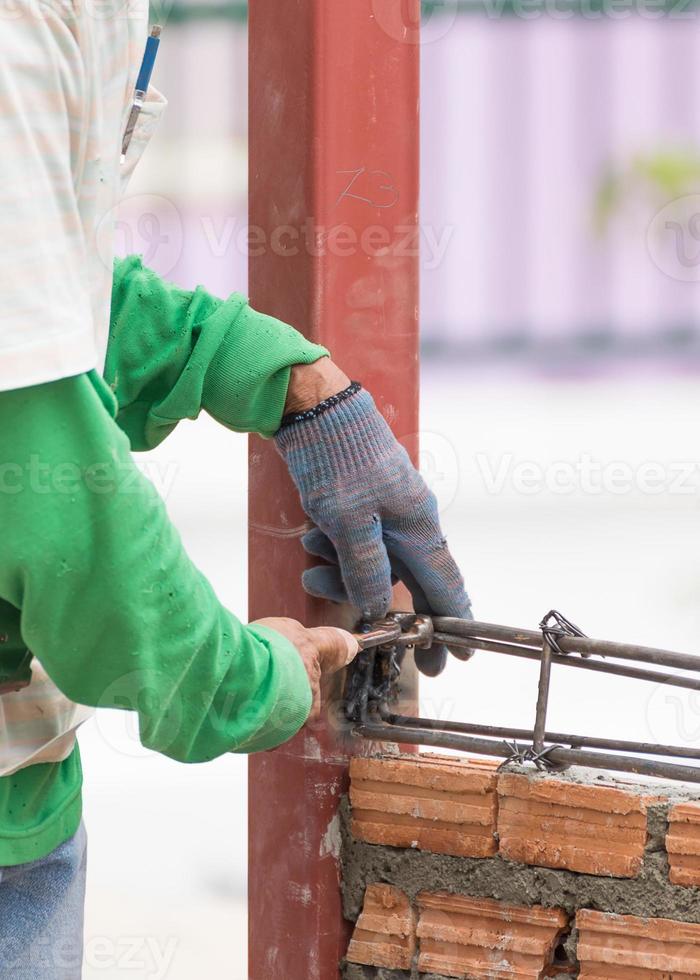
[345,633,360,664]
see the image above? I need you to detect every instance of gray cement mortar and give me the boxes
[342,965,514,980]
[341,756,700,918]
[340,765,700,977]
[341,797,700,924]
[342,961,574,980]
[342,965,442,980]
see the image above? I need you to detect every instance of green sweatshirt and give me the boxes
[0,255,328,865]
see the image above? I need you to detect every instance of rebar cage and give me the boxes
[346,611,700,783]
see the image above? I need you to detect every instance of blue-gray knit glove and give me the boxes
[274,383,473,676]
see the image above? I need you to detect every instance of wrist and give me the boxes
[275,387,400,497]
[285,358,351,414]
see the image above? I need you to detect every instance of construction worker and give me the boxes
[0,8,471,979]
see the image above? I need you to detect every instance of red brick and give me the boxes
[346,884,416,971]
[577,908,700,978]
[350,754,499,858]
[417,892,568,979]
[667,802,700,888]
[497,773,655,878]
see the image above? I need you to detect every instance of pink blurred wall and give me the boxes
[127,13,700,362]
[421,15,700,357]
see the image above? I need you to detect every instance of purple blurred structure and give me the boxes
[422,15,700,364]
[125,12,700,367]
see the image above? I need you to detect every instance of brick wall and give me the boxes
[340,753,700,979]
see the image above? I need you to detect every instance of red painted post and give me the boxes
[248,2,420,977]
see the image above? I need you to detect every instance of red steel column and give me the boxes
[248,3,420,977]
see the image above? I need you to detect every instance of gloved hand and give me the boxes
[274,382,473,675]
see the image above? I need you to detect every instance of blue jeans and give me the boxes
[0,823,86,979]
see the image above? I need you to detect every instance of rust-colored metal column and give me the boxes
[248,2,420,977]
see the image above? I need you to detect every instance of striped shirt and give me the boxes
[0,0,166,774]
[0,0,166,391]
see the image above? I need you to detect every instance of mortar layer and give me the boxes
[340,798,700,923]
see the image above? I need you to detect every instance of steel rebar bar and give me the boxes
[356,721,700,783]
[432,633,700,691]
[434,617,700,672]
[378,707,700,761]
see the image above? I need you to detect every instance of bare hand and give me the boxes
[252,617,359,721]
[284,357,350,414]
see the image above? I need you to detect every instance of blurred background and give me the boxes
[80,2,700,976]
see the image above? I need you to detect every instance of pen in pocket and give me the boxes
[121,25,162,161]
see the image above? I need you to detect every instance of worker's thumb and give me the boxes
[307,627,359,674]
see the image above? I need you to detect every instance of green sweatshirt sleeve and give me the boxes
[106,255,328,449]
[0,372,313,761]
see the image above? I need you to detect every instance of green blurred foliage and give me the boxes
[595,150,700,235]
